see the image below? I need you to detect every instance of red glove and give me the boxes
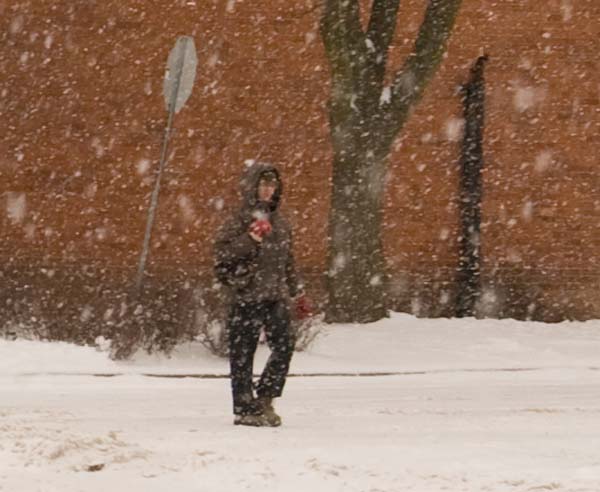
[249,219,272,241]
[294,295,313,320]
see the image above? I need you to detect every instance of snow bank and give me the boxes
[1,313,599,376]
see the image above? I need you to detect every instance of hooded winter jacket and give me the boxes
[214,162,301,303]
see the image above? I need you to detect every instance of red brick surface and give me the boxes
[1,0,598,320]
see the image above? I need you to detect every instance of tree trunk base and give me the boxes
[325,292,389,324]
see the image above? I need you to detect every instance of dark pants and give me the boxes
[228,300,295,416]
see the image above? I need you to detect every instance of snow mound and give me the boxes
[0,339,120,375]
[1,409,150,471]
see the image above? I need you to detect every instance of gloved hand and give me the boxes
[249,219,272,242]
[294,294,313,320]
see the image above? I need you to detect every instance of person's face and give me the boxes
[257,179,277,202]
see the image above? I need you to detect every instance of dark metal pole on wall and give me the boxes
[456,55,488,317]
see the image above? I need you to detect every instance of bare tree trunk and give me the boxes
[326,150,388,322]
[321,0,462,323]
[456,55,488,317]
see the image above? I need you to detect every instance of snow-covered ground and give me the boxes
[1,313,599,491]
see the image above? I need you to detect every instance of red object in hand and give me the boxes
[295,295,312,320]
[249,219,272,239]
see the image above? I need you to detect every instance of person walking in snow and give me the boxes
[214,162,311,427]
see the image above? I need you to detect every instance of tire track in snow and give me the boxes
[10,366,599,379]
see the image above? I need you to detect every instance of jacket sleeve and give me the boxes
[285,229,303,298]
[214,216,259,266]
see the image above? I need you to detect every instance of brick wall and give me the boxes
[0,0,598,326]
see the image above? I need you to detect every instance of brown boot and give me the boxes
[233,413,270,427]
[256,397,282,427]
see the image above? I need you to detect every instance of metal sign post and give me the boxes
[135,36,198,294]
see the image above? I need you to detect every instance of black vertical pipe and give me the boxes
[456,55,488,317]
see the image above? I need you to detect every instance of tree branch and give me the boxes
[382,0,462,139]
[361,0,401,116]
[320,0,367,88]
[366,0,401,69]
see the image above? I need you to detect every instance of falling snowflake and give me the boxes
[226,0,236,13]
[10,15,24,35]
[137,158,151,175]
[561,0,573,21]
[379,86,391,106]
[444,117,464,142]
[44,34,54,49]
[534,150,554,173]
[512,84,545,113]
[178,195,196,223]
[6,192,27,224]
[522,201,534,222]
[369,275,382,287]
